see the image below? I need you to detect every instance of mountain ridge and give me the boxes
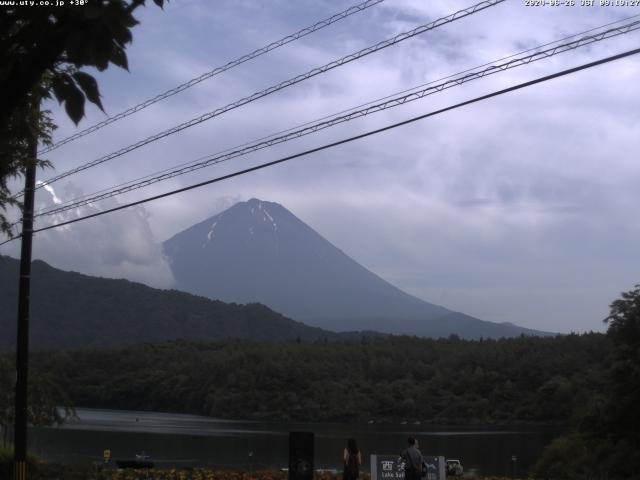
[0,254,338,351]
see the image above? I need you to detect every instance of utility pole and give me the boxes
[13,100,38,480]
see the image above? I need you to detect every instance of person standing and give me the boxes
[401,437,424,480]
[343,438,362,480]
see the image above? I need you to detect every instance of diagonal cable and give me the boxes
[0,45,633,245]
[28,0,504,195]
[33,13,640,216]
[32,19,640,219]
[39,0,386,155]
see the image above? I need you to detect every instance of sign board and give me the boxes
[103,449,111,462]
[371,454,446,480]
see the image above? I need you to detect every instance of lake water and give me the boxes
[28,408,561,477]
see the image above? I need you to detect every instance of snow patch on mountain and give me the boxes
[263,208,277,231]
[207,222,217,241]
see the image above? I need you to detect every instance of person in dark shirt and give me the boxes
[401,437,424,480]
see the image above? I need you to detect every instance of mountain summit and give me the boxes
[163,198,549,338]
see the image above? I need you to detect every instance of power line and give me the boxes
[2,46,636,246]
[32,18,640,219]
[32,12,640,213]
[32,13,640,217]
[25,0,504,196]
[38,0,387,155]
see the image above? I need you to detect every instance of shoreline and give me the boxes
[61,406,567,428]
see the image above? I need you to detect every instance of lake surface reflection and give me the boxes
[29,408,560,477]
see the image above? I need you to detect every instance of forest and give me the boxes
[2,284,638,479]
[25,332,610,425]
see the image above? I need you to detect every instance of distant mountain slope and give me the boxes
[0,255,336,351]
[163,198,551,338]
[308,312,550,339]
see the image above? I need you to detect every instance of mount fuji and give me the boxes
[163,198,550,338]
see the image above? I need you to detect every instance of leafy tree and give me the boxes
[0,357,74,447]
[603,284,640,448]
[0,99,55,234]
[534,285,640,479]
[0,0,166,235]
[0,0,166,127]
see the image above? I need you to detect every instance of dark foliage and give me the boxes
[0,0,165,235]
[0,358,74,448]
[604,284,640,447]
[0,0,166,128]
[534,285,640,480]
[25,333,610,425]
[0,101,54,234]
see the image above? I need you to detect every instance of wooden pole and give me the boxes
[13,102,38,480]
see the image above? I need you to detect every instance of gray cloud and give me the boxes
[3,0,639,333]
[1,183,174,289]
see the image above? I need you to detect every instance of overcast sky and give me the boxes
[2,0,640,333]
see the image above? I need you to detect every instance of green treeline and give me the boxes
[533,285,640,480]
[30,333,610,424]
